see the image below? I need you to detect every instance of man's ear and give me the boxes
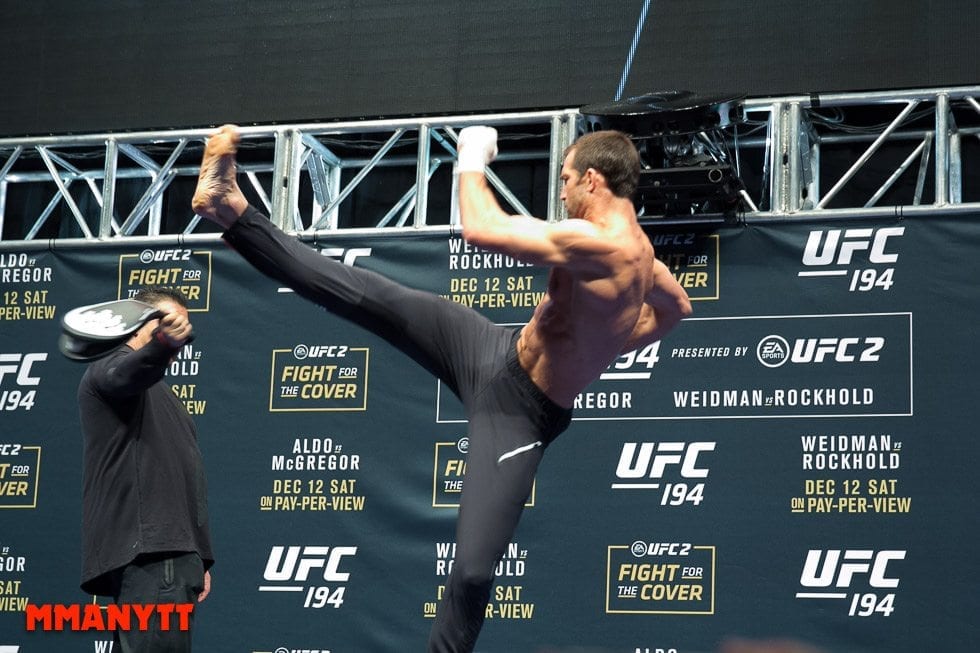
[584,167,605,192]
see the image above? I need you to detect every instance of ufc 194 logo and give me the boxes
[0,353,46,411]
[601,342,661,381]
[276,248,372,295]
[799,227,904,292]
[796,549,905,617]
[612,442,715,507]
[319,247,372,266]
[260,545,358,609]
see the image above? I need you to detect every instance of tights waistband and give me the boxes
[505,329,572,444]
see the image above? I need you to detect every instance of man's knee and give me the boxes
[448,557,494,597]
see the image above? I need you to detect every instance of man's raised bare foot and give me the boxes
[192,124,249,229]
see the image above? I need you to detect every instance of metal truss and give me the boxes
[0,110,578,249]
[743,85,980,221]
[1,85,979,249]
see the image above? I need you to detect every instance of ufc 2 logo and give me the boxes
[140,248,192,263]
[802,227,905,266]
[800,549,905,588]
[790,337,884,363]
[616,442,715,479]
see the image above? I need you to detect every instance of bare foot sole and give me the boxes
[192,124,247,228]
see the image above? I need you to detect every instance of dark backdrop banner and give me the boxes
[1,0,979,136]
[1,214,977,653]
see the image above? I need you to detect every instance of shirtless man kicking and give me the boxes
[193,124,691,653]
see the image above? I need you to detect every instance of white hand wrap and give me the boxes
[457,126,499,172]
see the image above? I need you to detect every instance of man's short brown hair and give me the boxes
[564,130,640,199]
[133,286,188,308]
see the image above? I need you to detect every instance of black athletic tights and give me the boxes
[225,207,571,652]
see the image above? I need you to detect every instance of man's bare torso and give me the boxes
[516,216,654,408]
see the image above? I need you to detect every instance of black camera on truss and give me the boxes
[581,91,748,219]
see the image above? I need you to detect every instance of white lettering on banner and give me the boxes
[757,336,885,367]
[800,550,905,588]
[796,549,905,617]
[611,443,711,505]
[673,388,874,408]
[1,267,53,283]
[0,353,46,386]
[600,343,661,381]
[0,555,26,571]
[434,542,527,578]
[673,389,765,407]
[293,345,349,360]
[0,253,30,266]
[802,452,900,470]
[574,392,633,409]
[632,542,693,557]
[790,337,884,363]
[271,454,360,472]
[262,435,364,513]
[428,542,535,620]
[801,227,905,267]
[798,227,904,291]
[772,388,874,406]
[259,546,357,610]
[277,248,371,294]
[799,434,902,471]
[263,546,356,583]
[650,233,697,247]
[0,253,53,285]
[670,347,734,358]
[615,443,714,479]
[0,353,45,411]
[139,249,192,263]
[802,434,893,451]
[447,239,533,270]
[319,247,372,266]
[0,542,29,618]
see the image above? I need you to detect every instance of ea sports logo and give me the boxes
[757,335,790,368]
[293,345,311,360]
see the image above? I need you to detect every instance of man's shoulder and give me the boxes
[78,346,140,398]
[81,346,129,372]
[556,213,644,248]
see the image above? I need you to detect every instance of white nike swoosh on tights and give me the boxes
[497,441,543,464]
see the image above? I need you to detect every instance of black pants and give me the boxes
[110,552,203,653]
[226,208,572,652]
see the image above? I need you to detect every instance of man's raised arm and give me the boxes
[456,126,615,271]
[621,258,693,352]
